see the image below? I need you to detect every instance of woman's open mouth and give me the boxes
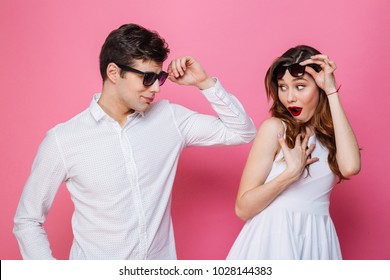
[288,106,302,116]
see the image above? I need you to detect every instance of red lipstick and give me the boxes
[288,106,302,116]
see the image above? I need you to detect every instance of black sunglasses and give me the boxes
[116,63,169,86]
[274,63,321,80]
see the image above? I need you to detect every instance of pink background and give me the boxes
[1,0,389,260]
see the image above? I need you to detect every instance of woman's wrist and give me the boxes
[326,84,341,96]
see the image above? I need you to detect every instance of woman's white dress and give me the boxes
[227,134,342,260]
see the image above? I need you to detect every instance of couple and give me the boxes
[13,23,360,260]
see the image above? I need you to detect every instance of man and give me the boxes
[14,23,256,259]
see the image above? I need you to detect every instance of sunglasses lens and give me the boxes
[289,64,306,77]
[143,73,158,86]
[308,63,321,73]
[158,72,168,86]
[143,72,168,86]
[276,66,287,79]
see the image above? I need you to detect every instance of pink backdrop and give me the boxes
[1,0,389,260]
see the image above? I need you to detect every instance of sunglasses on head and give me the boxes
[116,63,169,86]
[274,63,321,80]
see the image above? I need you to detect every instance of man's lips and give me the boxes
[288,106,302,116]
[143,96,154,103]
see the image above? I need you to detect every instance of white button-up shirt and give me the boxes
[14,80,256,259]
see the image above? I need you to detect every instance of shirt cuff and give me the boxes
[200,78,231,102]
[200,78,241,116]
[200,77,220,96]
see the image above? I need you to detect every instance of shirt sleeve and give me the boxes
[13,128,67,259]
[171,79,257,146]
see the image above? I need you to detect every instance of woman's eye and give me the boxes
[278,85,287,91]
[297,85,305,90]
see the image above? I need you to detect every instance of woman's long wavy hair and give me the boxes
[265,45,346,182]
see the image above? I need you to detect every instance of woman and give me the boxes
[227,45,361,259]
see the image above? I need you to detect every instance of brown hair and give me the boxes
[265,45,346,182]
[99,23,170,81]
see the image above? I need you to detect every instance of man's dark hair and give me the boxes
[99,23,170,81]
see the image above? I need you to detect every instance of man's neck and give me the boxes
[98,92,134,127]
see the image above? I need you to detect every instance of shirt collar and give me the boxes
[89,94,106,122]
[89,93,145,123]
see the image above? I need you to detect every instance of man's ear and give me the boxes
[106,63,120,83]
